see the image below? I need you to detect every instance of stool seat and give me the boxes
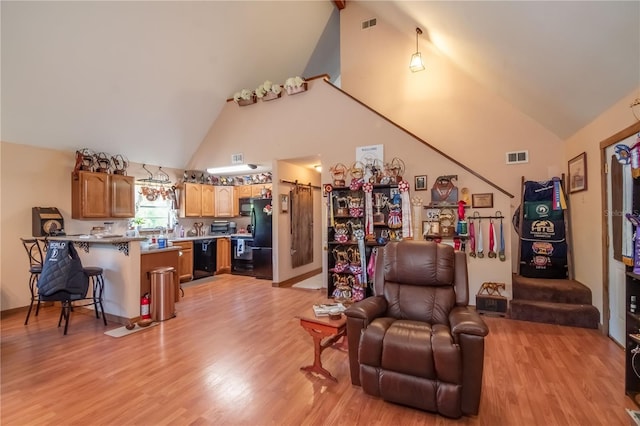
[29,265,42,274]
[83,267,103,275]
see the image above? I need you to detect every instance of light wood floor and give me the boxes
[1,274,636,425]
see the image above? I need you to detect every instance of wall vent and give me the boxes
[231,153,244,164]
[506,150,529,164]
[361,18,377,29]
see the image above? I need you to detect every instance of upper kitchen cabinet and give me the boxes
[234,185,252,216]
[71,171,135,219]
[181,183,215,217]
[110,174,136,217]
[214,186,234,217]
[251,184,272,198]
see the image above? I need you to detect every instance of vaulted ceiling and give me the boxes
[2,1,638,169]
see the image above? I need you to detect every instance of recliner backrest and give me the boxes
[374,240,469,323]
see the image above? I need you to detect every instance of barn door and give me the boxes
[291,184,313,267]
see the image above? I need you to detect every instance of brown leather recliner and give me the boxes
[344,240,489,418]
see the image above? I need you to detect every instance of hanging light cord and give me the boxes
[415,27,422,53]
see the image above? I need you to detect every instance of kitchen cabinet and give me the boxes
[140,248,180,303]
[71,171,135,219]
[214,186,235,217]
[251,184,272,198]
[236,185,253,198]
[217,237,231,273]
[173,241,193,282]
[182,183,216,217]
[234,185,253,216]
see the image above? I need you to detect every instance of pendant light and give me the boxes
[409,27,426,72]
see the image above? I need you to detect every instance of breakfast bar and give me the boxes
[46,235,163,321]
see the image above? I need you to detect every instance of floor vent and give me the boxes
[361,18,377,29]
[506,150,529,164]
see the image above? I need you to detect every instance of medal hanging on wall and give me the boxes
[488,220,496,258]
[469,220,476,258]
[499,214,506,261]
[476,216,484,258]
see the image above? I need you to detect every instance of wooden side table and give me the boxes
[296,309,347,382]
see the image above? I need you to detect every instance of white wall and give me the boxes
[565,88,640,322]
[0,141,185,311]
[188,79,513,303]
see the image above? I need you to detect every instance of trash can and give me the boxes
[149,266,176,321]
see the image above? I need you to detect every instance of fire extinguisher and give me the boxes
[140,293,151,320]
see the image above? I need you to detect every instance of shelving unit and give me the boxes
[327,184,400,300]
[626,176,640,405]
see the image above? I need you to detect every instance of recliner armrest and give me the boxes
[344,296,388,386]
[344,296,387,321]
[449,306,489,337]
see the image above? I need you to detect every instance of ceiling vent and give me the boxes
[231,153,244,165]
[361,18,377,30]
[506,150,529,165]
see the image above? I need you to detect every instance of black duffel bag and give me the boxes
[37,241,88,298]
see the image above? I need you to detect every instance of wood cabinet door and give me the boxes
[110,174,135,218]
[251,184,272,198]
[174,241,193,282]
[140,249,180,302]
[214,186,234,217]
[80,171,109,218]
[201,185,216,217]
[184,183,202,217]
[216,237,231,273]
[236,185,252,198]
[234,185,252,216]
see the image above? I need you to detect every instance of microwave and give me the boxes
[238,197,252,216]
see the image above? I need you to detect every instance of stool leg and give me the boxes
[95,274,107,326]
[61,301,71,335]
[24,274,38,325]
[90,276,100,320]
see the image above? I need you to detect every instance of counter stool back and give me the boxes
[21,238,44,325]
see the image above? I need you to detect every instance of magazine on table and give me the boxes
[313,302,346,317]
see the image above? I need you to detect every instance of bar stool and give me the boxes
[83,267,107,326]
[21,238,44,325]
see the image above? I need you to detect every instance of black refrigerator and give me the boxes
[250,198,273,280]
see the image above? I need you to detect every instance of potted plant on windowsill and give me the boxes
[233,89,257,106]
[284,76,307,95]
[256,80,282,102]
[130,217,146,236]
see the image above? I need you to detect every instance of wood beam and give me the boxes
[333,0,346,11]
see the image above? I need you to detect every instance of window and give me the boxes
[135,185,173,228]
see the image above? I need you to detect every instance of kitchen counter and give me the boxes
[47,235,147,244]
[140,246,181,255]
[170,235,233,241]
[39,235,148,320]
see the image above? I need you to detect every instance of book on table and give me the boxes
[313,303,346,317]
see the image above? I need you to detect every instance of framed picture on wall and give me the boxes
[280,194,289,213]
[415,175,427,191]
[568,152,587,193]
[471,193,494,208]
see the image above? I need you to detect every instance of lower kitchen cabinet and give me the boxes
[217,237,231,273]
[173,241,194,282]
[140,249,180,303]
